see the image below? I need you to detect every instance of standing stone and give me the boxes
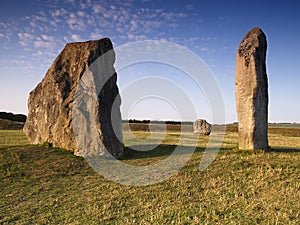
[23,38,124,158]
[193,119,211,135]
[235,27,269,150]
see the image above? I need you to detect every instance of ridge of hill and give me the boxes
[0,112,26,130]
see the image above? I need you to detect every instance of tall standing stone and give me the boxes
[235,27,269,150]
[24,38,124,158]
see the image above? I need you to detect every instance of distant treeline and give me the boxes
[0,112,27,123]
[122,119,193,125]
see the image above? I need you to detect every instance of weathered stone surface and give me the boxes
[235,27,269,150]
[23,38,124,158]
[193,119,211,135]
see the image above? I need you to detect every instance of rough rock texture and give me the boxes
[23,38,124,158]
[193,119,211,135]
[235,27,269,150]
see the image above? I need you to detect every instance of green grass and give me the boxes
[0,128,300,224]
[0,130,29,148]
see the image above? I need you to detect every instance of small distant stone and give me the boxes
[193,119,211,135]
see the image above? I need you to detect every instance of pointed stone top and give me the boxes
[238,27,267,66]
[50,37,115,73]
[64,37,114,56]
[66,37,112,47]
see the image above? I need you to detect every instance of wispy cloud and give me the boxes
[9,59,25,64]
[34,40,56,49]
[0,21,19,46]
[18,32,35,47]
[19,0,189,46]
[90,31,103,40]
[66,13,86,31]
[6,0,197,70]
[41,34,55,42]
[70,34,83,42]
[17,32,57,51]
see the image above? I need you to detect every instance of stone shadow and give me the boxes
[122,144,232,160]
[267,148,300,153]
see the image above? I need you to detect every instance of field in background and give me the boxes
[124,122,300,137]
[0,119,25,130]
[0,125,299,224]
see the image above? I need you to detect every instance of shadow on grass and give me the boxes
[122,144,300,160]
[123,144,232,160]
[268,147,300,153]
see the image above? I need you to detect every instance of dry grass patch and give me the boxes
[0,130,29,148]
[0,127,299,224]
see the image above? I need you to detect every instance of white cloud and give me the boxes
[41,34,55,42]
[25,0,188,44]
[161,12,186,21]
[189,37,199,42]
[66,13,86,31]
[18,32,35,46]
[127,33,146,41]
[62,34,83,43]
[196,46,216,54]
[16,30,60,61]
[34,40,55,49]
[116,27,123,33]
[32,14,48,23]
[77,11,86,17]
[110,5,116,10]
[37,50,44,56]
[93,4,103,14]
[70,34,82,42]
[90,31,103,40]
[12,0,196,68]
[51,8,67,18]
[18,32,35,40]
[24,13,50,32]
[0,21,19,44]
[130,20,138,31]
[77,0,93,10]
[9,59,25,64]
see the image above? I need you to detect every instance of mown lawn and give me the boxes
[0,128,299,224]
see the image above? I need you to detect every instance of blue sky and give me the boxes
[0,0,299,123]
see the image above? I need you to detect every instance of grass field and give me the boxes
[0,126,300,224]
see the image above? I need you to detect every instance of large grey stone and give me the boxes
[24,38,124,158]
[193,119,211,135]
[235,27,269,150]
